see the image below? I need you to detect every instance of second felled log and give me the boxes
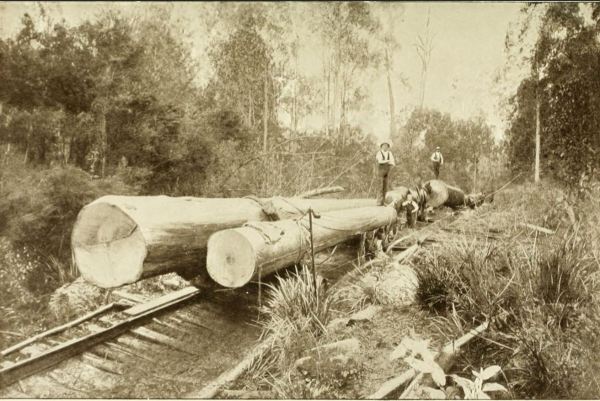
[207,206,397,288]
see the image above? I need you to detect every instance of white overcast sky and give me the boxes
[0,2,526,141]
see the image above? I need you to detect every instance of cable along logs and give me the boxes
[72,195,376,288]
[207,206,397,288]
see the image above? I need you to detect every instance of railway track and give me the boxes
[0,209,461,398]
[0,284,263,398]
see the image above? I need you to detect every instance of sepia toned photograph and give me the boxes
[1,1,599,399]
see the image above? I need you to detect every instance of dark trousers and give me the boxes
[377,164,391,206]
[406,206,418,228]
[432,162,441,179]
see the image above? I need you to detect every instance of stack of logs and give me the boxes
[71,180,485,289]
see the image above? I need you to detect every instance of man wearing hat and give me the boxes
[376,140,395,206]
[430,146,444,179]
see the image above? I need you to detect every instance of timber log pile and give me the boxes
[72,195,381,288]
[72,179,485,289]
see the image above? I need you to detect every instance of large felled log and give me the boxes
[207,206,397,288]
[423,179,467,209]
[72,195,376,288]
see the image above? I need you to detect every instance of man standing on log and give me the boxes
[376,141,395,206]
[430,146,444,179]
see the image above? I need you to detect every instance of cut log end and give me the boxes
[207,230,256,288]
[72,202,147,288]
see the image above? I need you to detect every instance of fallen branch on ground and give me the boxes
[369,320,490,399]
[186,336,274,399]
[220,389,273,399]
[296,186,345,198]
[519,222,555,235]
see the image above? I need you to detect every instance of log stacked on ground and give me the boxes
[423,180,467,209]
[72,195,376,288]
[206,206,397,288]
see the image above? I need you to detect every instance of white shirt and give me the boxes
[376,150,395,166]
[402,199,419,213]
[431,151,444,164]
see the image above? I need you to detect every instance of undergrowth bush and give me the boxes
[198,134,377,198]
[0,238,58,349]
[247,264,353,398]
[0,158,137,346]
[415,182,600,398]
[0,162,136,288]
[259,265,335,360]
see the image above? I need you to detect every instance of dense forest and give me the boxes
[0,2,599,354]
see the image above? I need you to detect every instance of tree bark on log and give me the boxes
[72,195,376,288]
[207,207,397,288]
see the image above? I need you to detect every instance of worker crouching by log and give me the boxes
[376,141,396,206]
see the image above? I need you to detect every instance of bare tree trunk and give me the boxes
[24,119,32,163]
[473,158,478,192]
[326,56,331,136]
[249,93,254,128]
[292,85,297,133]
[99,112,107,177]
[4,143,10,165]
[332,66,339,136]
[385,48,396,138]
[1,102,10,164]
[340,72,347,146]
[419,70,427,109]
[416,8,434,110]
[292,49,298,133]
[263,62,269,153]
[332,39,342,137]
[238,101,247,126]
[535,82,541,184]
[64,137,71,165]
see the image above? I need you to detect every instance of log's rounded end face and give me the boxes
[72,202,147,288]
[424,180,449,209]
[207,230,256,288]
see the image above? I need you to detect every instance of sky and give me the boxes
[0,2,527,142]
[361,2,524,141]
